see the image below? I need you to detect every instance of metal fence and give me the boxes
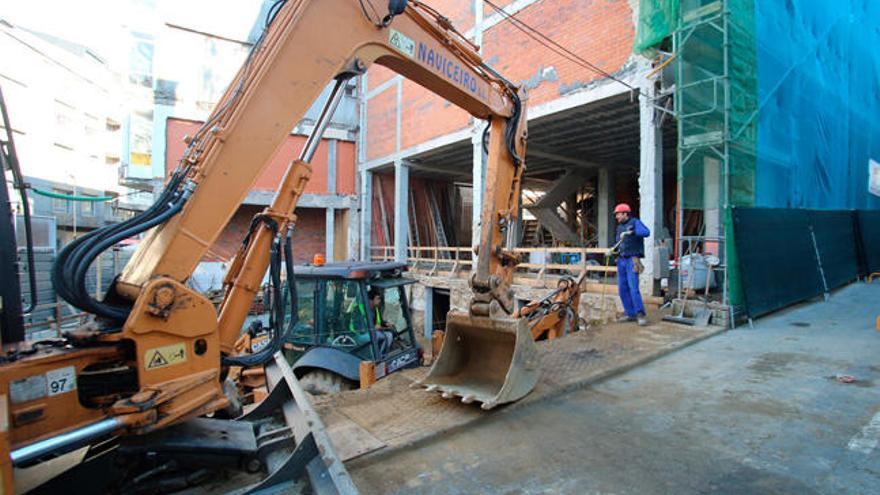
[369,245,617,283]
[20,246,133,339]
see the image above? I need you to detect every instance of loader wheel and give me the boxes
[299,370,356,396]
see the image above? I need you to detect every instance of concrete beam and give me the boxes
[528,148,601,169]
[365,76,399,100]
[393,160,409,263]
[638,65,663,294]
[362,127,473,171]
[290,124,354,142]
[244,191,353,208]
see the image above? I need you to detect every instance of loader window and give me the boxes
[321,280,370,348]
[375,286,414,350]
[291,279,317,339]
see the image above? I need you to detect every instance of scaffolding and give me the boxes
[671,0,757,326]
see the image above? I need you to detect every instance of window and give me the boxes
[84,113,101,159]
[292,279,318,338]
[52,189,70,213]
[79,196,94,216]
[321,279,367,336]
[53,100,77,148]
[128,110,153,171]
[129,33,154,88]
[370,286,414,350]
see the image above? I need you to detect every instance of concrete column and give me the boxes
[325,139,337,261]
[359,169,372,260]
[347,207,358,261]
[327,139,337,194]
[325,207,335,262]
[423,287,434,339]
[597,167,615,248]
[393,160,409,263]
[470,124,486,250]
[357,72,370,260]
[638,71,663,295]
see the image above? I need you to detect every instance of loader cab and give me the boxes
[283,262,421,394]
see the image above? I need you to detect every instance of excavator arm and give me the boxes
[1,1,538,483]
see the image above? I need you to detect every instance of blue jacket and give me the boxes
[616,217,650,258]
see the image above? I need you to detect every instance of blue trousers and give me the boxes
[617,257,646,317]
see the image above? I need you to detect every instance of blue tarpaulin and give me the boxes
[754,0,880,209]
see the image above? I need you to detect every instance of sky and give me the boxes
[3,0,265,62]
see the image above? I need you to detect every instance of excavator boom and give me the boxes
[0,0,576,490]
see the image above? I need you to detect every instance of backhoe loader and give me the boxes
[0,0,584,492]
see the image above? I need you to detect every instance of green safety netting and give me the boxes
[677,0,757,210]
[633,0,679,54]
[672,0,880,314]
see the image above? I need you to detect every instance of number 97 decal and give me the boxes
[46,366,77,396]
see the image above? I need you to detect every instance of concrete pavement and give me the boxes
[349,282,880,494]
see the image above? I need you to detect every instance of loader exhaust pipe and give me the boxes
[418,311,539,410]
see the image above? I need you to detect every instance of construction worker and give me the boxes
[613,203,650,326]
[367,288,395,355]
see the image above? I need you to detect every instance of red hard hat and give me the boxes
[613,203,631,214]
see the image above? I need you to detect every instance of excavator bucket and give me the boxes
[418,311,540,410]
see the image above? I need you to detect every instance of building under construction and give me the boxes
[355,0,880,334]
[1,1,879,492]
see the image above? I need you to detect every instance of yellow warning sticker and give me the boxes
[388,28,415,58]
[144,343,187,370]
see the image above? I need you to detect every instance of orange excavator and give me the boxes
[0,0,582,492]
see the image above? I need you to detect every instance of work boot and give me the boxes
[637,314,649,327]
[616,315,636,323]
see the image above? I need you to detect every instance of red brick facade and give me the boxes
[364,0,636,161]
[211,205,327,264]
[365,87,398,161]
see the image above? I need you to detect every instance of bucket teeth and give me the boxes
[460,394,475,404]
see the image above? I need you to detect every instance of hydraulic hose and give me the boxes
[52,172,189,321]
[72,196,188,320]
[282,230,298,330]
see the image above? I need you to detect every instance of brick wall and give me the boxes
[364,0,636,162]
[166,118,356,194]
[365,87,398,161]
[400,80,470,150]
[211,205,326,264]
[481,0,635,108]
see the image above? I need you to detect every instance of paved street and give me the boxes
[350,282,880,494]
